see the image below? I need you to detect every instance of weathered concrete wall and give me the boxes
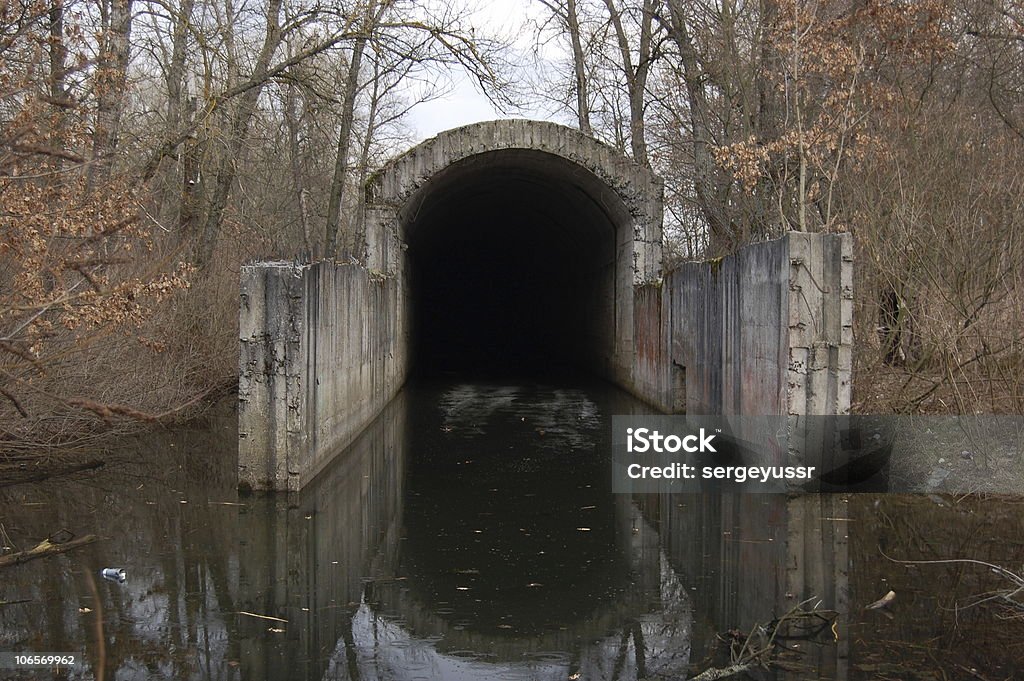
[657,492,850,679]
[237,392,407,678]
[239,232,851,490]
[629,231,853,417]
[238,262,407,491]
[629,282,671,409]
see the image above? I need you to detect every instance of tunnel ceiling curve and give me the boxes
[401,149,627,258]
[366,119,664,280]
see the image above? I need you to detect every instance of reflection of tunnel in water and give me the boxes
[345,381,693,677]
[406,150,628,377]
[398,382,632,634]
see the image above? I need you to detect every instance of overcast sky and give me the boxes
[404,0,564,141]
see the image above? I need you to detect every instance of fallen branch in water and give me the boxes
[235,611,288,623]
[688,662,754,681]
[686,598,838,681]
[0,534,98,569]
[881,548,1024,613]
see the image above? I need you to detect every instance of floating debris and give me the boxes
[238,611,288,623]
[101,568,126,584]
[865,590,896,610]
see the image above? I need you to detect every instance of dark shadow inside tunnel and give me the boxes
[405,150,627,379]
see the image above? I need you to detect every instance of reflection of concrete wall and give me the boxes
[631,232,852,419]
[235,395,699,681]
[658,494,785,637]
[339,585,690,681]
[238,262,408,490]
[236,393,406,680]
[657,492,849,678]
[782,495,849,679]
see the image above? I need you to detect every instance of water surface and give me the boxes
[2,379,1024,679]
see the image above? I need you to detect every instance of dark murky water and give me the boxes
[2,379,1024,680]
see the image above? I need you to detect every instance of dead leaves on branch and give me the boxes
[0,187,196,425]
[712,0,952,222]
[1,129,194,431]
[0,0,205,445]
[0,175,195,353]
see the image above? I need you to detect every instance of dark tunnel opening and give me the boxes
[404,150,626,380]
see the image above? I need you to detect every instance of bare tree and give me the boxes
[536,0,594,135]
[89,0,134,188]
[325,0,381,258]
[600,0,655,166]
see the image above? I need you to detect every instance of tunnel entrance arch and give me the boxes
[362,120,663,380]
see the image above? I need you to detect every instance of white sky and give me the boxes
[405,0,565,141]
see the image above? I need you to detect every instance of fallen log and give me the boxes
[688,662,754,681]
[0,534,98,569]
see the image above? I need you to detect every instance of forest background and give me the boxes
[2,0,1023,454]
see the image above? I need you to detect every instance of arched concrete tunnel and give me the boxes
[237,122,670,490]
[239,122,853,490]
[404,149,631,377]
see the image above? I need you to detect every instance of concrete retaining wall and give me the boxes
[239,232,850,490]
[238,262,408,491]
[628,232,852,417]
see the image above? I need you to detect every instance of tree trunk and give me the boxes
[565,0,592,135]
[89,0,133,189]
[324,33,370,258]
[665,0,735,251]
[753,0,780,237]
[194,0,284,267]
[47,0,67,174]
[284,81,312,253]
[352,54,385,261]
[601,0,650,167]
[164,0,196,234]
[630,0,654,167]
[165,0,194,133]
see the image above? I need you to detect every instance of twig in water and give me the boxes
[687,598,838,680]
